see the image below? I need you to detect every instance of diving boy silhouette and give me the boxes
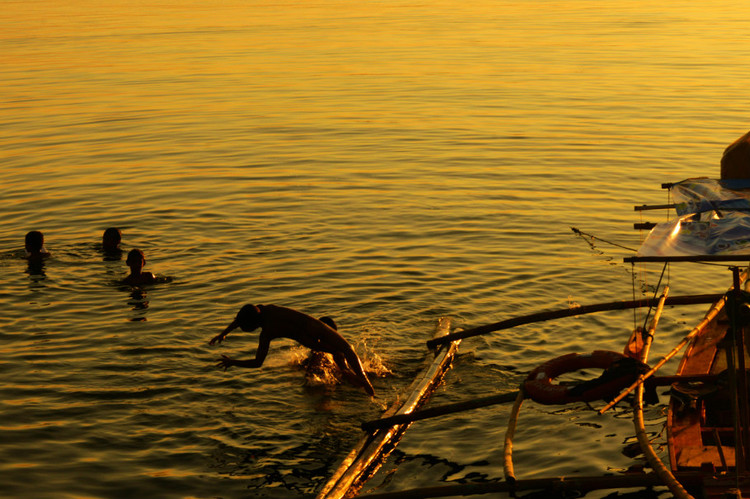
[209,304,375,396]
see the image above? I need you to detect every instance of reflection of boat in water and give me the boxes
[317,178,750,499]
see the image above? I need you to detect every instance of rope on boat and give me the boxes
[570,227,638,252]
[601,269,750,415]
[631,288,695,499]
[599,293,728,415]
[639,263,668,334]
[502,387,525,494]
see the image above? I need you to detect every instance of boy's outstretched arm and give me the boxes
[215,335,270,371]
[209,319,239,345]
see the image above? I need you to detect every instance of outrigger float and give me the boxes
[317,177,750,499]
[316,317,461,499]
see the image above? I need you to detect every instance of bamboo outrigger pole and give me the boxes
[426,294,723,350]
[361,391,519,432]
[356,472,700,499]
[502,389,525,490]
[631,288,695,499]
[360,374,717,431]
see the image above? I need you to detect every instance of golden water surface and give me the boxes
[2,1,750,498]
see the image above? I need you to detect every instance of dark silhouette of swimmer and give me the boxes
[209,305,375,396]
[102,228,122,253]
[25,230,50,264]
[121,249,157,286]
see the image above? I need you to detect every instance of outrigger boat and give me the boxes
[636,178,750,498]
[317,177,750,499]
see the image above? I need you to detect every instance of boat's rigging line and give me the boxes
[598,278,739,415]
[570,226,638,252]
[636,261,668,336]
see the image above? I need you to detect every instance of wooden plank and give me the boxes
[316,317,461,499]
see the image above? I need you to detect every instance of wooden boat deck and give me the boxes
[668,309,728,470]
[668,289,750,498]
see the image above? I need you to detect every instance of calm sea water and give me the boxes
[3,1,750,498]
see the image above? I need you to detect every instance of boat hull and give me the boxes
[668,289,750,498]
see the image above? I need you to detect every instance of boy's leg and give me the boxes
[332,353,365,389]
[340,347,375,396]
[332,352,350,371]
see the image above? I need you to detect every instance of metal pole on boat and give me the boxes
[734,267,750,475]
[729,267,750,475]
[722,270,743,476]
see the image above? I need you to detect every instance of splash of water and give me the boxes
[287,340,393,390]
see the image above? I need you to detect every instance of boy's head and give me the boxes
[236,304,262,331]
[102,228,122,250]
[126,249,145,268]
[319,316,337,330]
[25,231,44,253]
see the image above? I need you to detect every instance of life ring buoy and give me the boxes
[523,350,639,405]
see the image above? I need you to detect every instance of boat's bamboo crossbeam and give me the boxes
[426,294,723,350]
[361,391,519,432]
[355,472,704,499]
[634,203,675,211]
[625,255,750,263]
[359,374,717,432]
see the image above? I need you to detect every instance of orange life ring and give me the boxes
[523,350,634,405]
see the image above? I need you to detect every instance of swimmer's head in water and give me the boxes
[126,249,145,269]
[25,231,44,252]
[102,227,121,250]
[236,304,262,331]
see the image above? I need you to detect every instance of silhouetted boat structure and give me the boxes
[317,178,750,499]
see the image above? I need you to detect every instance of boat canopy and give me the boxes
[629,178,750,262]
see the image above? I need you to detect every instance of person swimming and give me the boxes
[121,249,157,286]
[209,304,375,396]
[102,228,122,253]
[25,230,50,263]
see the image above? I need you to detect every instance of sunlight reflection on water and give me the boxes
[2,1,750,497]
